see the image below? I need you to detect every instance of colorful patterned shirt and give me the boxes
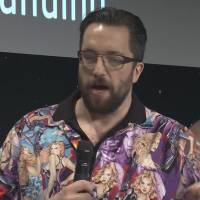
[0,90,199,200]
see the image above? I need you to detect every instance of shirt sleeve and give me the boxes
[178,129,200,198]
[0,124,21,199]
[182,135,200,185]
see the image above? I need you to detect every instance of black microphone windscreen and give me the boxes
[74,140,94,181]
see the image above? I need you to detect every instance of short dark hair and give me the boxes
[80,7,147,61]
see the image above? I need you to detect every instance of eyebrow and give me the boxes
[104,50,125,56]
[82,49,125,56]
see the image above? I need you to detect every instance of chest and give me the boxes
[18,124,182,200]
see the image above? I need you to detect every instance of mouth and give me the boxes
[91,84,109,90]
[90,82,110,91]
[87,77,111,96]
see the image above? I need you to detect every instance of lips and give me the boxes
[89,83,110,96]
[88,77,111,96]
[91,84,109,90]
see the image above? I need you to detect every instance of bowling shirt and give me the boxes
[0,90,199,200]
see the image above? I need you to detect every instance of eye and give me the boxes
[82,51,97,63]
[106,55,124,66]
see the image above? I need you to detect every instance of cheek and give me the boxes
[111,68,133,87]
[79,67,87,84]
[79,65,92,80]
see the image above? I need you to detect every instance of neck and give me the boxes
[75,89,133,143]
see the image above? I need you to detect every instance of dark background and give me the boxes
[0,52,200,144]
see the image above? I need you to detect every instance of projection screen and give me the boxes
[0,0,199,67]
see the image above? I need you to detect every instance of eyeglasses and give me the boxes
[78,50,140,70]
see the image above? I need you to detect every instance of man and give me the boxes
[0,7,199,200]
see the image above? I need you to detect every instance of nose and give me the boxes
[93,56,107,76]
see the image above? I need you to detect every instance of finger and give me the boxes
[64,180,96,195]
[184,126,195,137]
[65,192,93,200]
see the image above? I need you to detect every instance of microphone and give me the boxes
[74,140,95,181]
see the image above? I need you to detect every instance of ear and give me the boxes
[132,62,144,83]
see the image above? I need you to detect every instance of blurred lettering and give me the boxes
[0,0,107,20]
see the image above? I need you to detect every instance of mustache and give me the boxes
[89,77,111,88]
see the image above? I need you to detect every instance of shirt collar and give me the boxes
[53,89,146,127]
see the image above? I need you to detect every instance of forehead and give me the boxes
[81,23,132,56]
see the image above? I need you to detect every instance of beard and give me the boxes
[78,72,133,114]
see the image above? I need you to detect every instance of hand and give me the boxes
[53,180,96,200]
[183,182,200,200]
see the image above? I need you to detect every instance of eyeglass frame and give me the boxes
[77,50,141,70]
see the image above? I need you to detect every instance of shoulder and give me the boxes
[144,107,184,132]
[1,104,59,149]
[14,104,59,133]
[23,104,58,122]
